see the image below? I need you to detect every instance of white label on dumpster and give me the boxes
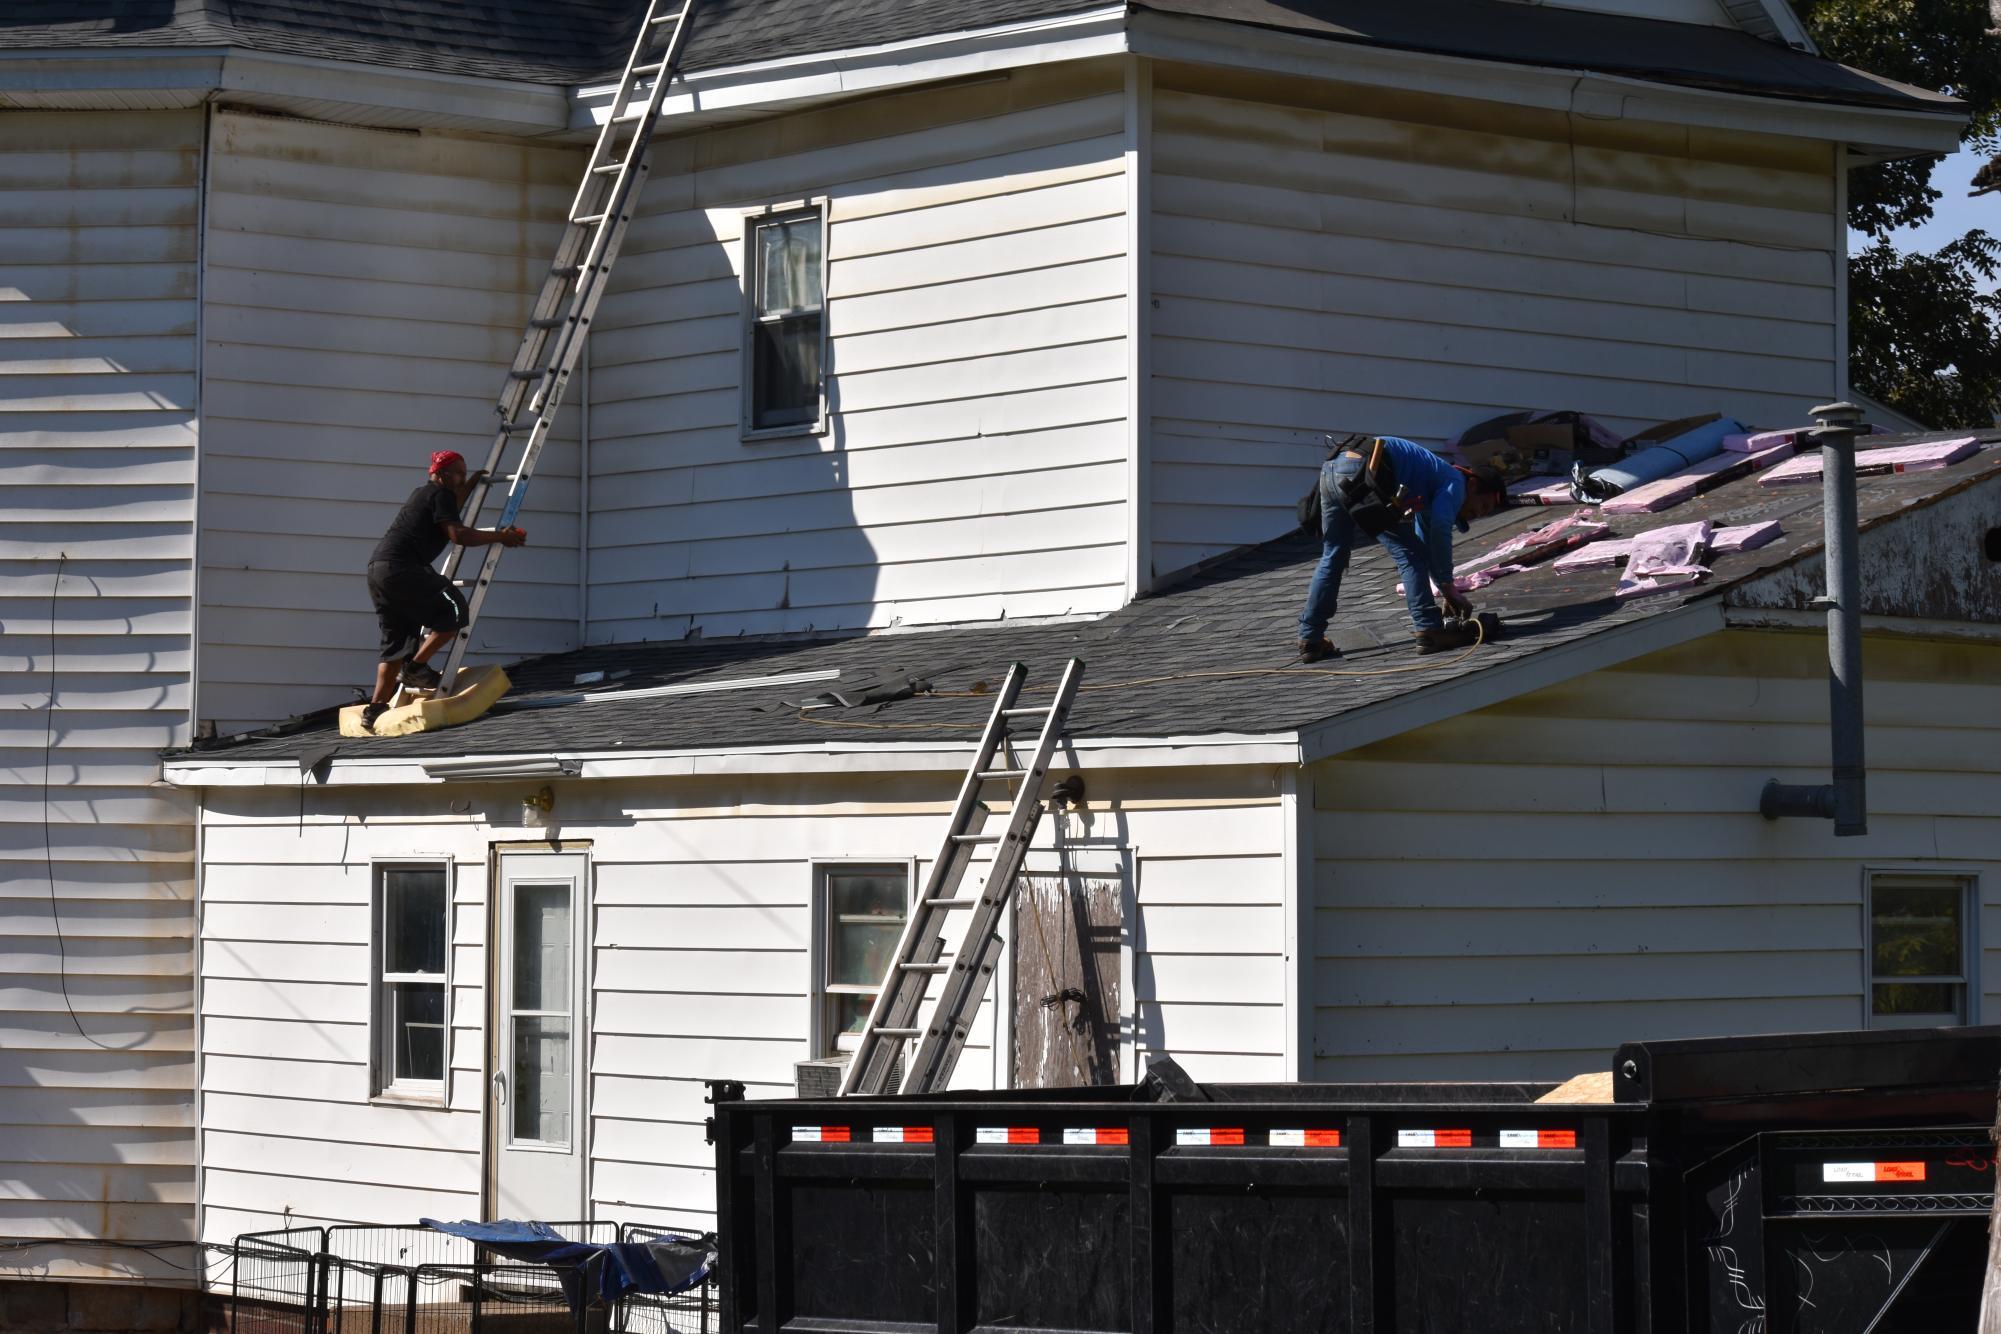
[1823,1163,1873,1183]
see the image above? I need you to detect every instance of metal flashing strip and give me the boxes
[493,667,840,711]
[161,732,1301,786]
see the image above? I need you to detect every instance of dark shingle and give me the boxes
[185,433,2001,767]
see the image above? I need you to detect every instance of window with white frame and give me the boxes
[815,863,910,1056]
[373,863,449,1098]
[742,204,826,436]
[1867,873,1974,1029]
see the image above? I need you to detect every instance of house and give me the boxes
[0,0,1974,1293]
[161,433,2001,1239]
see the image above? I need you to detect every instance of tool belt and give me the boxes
[1329,435,1403,538]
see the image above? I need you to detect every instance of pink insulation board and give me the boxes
[1551,537,1634,570]
[1759,437,1981,486]
[1508,478,1580,506]
[1600,442,1796,514]
[1711,520,1782,553]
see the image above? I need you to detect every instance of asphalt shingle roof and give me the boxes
[187,431,2001,768]
[0,0,1965,114]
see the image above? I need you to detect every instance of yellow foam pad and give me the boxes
[340,665,511,738]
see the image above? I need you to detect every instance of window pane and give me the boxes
[831,922,902,986]
[513,1015,571,1145]
[383,868,447,975]
[832,992,874,1036]
[1873,982,1960,1018]
[1872,882,1962,978]
[513,883,571,1013]
[830,871,905,919]
[751,316,821,428]
[756,216,822,315]
[391,982,445,1083]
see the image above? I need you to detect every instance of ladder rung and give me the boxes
[551,264,584,278]
[650,9,686,22]
[924,897,975,909]
[632,62,666,77]
[528,317,567,329]
[950,833,1004,844]
[1002,706,1052,718]
[508,369,548,381]
[591,161,628,175]
[873,1028,920,1039]
[899,962,950,973]
[976,769,1028,781]
[573,212,608,225]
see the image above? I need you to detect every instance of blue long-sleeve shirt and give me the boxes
[1372,436,1465,586]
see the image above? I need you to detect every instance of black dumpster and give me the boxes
[708,1026,2000,1333]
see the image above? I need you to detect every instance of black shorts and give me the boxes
[367,562,467,663]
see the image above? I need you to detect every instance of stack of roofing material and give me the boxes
[1550,519,1780,575]
[1616,521,1714,599]
[1441,511,1610,591]
[1571,415,1743,502]
[1599,440,1796,514]
[1759,436,1981,486]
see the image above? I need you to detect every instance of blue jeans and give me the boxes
[1297,461,1461,640]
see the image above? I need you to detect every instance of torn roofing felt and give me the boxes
[177,432,2001,768]
[0,0,1963,114]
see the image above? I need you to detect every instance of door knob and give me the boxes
[491,1069,508,1104]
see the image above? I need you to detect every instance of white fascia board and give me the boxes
[1296,601,1728,764]
[569,6,1129,133]
[1755,0,1821,55]
[161,732,1300,788]
[1127,11,1962,155]
[0,48,224,107]
[219,51,568,135]
[1725,607,2001,644]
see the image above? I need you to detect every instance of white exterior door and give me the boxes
[488,851,588,1221]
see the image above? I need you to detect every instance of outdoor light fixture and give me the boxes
[421,756,582,780]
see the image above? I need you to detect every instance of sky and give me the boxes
[1856,143,1999,262]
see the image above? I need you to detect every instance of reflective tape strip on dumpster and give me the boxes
[1822,1161,1927,1183]
[1174,1128,1245,1146]
[1500,1129,1578,1149]
[792,1126,851,1143]
[872,1126,934,1144]
[1269,1128,1343,1147]
[976,1127,1041,1145]
[1397,1128,1472,1148]
[1061,1127,1130,1146]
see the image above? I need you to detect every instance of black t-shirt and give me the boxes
[370,482,461,569]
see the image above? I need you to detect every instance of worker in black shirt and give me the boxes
[361,450,527,731]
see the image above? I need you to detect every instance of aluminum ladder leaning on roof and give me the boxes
[842,659,1086,1097]
[432,0,703,694]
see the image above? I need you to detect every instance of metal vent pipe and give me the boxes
[1760,400,1867,836]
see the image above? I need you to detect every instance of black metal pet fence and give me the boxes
[228,1222,717,1334]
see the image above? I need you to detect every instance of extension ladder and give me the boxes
[841,659,1086,1097]
[433,0,701,693]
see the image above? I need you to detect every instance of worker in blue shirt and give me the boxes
[1297,435,1504,661]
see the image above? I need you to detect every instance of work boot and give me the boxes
[1414,621,1480,655]
[360,702,389,732]
[400,659,443,689]
[1297,637,1340,663]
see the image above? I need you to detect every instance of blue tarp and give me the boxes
[420,1218,715,1312]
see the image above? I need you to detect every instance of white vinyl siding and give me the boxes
[197,110,585,731]
[194,765,1286,1237]
[1146,70,1839,577]
[1309,630,2001,1080]
[586,59,1132,643]
[0,109,200,1279]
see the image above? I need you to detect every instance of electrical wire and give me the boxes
[43,553,115,1051]
[792,617,1492,732]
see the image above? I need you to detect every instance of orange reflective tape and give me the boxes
[1876,1162,1926,1182]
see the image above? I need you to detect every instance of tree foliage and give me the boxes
[1795,0,2001,425]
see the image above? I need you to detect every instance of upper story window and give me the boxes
[743,204,828,438]
[1867,873,1975,1029]
[373,863,450,1100]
